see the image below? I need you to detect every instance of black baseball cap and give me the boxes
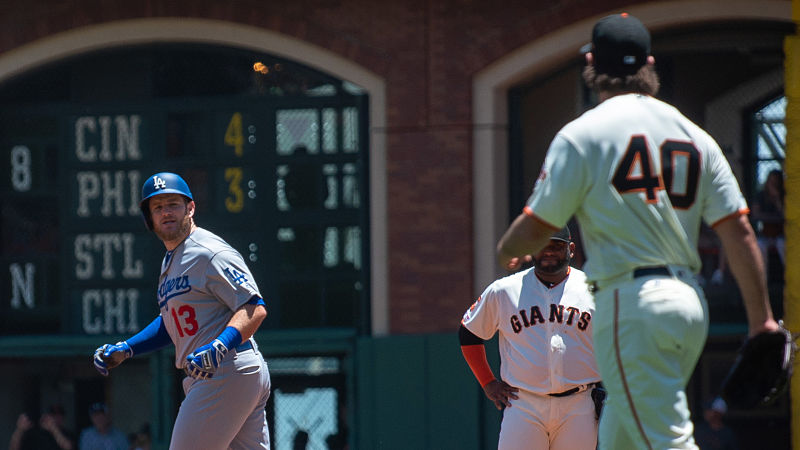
[551,226,571,243]
[589,13,650,77]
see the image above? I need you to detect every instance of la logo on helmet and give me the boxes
[153,176,167,190]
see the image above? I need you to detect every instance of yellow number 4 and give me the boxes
[224,112,244,157]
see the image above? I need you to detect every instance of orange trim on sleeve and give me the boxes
[710,208,750,229]
[461,344,496,387]
[522,207,561,233]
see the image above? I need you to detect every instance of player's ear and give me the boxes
[568,242,576,258]
[585,52,594,65]
[647,55,655,66]
[186,200,196,217]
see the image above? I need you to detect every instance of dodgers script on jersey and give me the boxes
[526,94,747,282]
[158,227,260,367]
[462,267,599,395]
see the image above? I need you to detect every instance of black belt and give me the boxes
[549,386,581,397]
[548,382,601,397]
[589,267,672,293]
[632,266,670,278]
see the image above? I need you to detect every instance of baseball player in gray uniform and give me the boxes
[496,13,779,450]
[461,227,602,450]
[92,172,271,449]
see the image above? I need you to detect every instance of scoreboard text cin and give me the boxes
[71,114,149,335]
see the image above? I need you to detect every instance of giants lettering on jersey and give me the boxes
[158,275,192,307]
[510,304,591,333]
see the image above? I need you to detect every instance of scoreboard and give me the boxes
[0,97,367,336]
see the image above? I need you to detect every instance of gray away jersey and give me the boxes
[157,227,261,368]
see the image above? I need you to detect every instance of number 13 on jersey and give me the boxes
[611,135,700,209]
[171,304,198,337]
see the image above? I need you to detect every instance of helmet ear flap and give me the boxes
[140,199,154,230]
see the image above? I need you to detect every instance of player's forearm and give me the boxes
[714,214,775,333]
[497,211,557,269]
[228,303,267,341]
[126,316,172,356]
[9,429,24,450]
[49,428,73,450]
[498,213,535,261]
[460,344,496,387]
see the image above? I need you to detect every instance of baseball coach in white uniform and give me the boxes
[461,226,602,450]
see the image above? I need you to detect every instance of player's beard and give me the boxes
[154,213,192,243]
[533,252,570,274]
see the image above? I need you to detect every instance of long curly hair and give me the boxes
[582,63,660,97]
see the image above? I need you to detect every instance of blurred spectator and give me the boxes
[751,169,785,274]
[694,397,738,450]
[78,403,128,450]
[9,404,75,450]
[695,223,726,287]
[710,248,727,286]
[128,423,151,450]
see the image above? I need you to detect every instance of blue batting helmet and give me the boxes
[139,172,193,230]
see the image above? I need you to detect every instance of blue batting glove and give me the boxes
[92,341,132,376]
[185,339,229,379]
[103,341,133,359]
[93,345,110,376]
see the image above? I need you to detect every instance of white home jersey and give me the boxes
[462,267,599,395]
[157,227,261,368]
[527,94,747,282]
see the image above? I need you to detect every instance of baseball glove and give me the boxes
[720,321,797,409]
[590,384,606,420]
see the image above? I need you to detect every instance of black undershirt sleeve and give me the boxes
[458,324,484,346]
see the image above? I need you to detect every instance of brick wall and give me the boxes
[0,0,642,334]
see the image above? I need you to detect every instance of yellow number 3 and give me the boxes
[225,167,244,213]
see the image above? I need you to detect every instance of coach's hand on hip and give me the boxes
[483,380,519,410]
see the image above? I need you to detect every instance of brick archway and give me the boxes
[471,1,792,294]
[0,18,392,335]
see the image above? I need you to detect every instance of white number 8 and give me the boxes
[10,145,31,192]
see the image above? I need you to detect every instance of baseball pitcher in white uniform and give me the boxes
[496,13,779,450]
[92,172,271,449]
[461,227,602,450]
